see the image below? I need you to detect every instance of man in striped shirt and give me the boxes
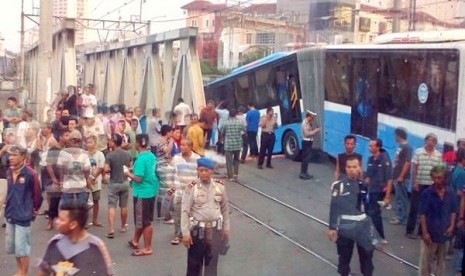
[221,109,246,181]
[170,138,200,245]
[406,133,443,239]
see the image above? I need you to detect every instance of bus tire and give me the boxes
[283,131,300,161]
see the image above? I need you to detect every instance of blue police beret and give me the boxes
[197,157,215,169]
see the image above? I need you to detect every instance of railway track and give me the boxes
[228,178,420,274]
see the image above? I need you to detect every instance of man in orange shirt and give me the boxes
[187,117,207,157]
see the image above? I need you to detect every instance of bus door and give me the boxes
[350,55,379,165]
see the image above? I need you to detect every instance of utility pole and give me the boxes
[19,0,25,89]
[392,0,401,32]
[36,0,53,122]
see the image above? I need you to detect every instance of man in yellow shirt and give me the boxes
[187,117,207,156]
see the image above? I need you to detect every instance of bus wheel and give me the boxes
[283,131,300,161]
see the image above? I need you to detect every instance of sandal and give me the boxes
[131,249,153,256]
[128,240,139,249]
[171,237,180,245]
[105,232,114,239]
[120,224,129,233]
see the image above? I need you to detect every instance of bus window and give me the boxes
[254,67,276,109]
[350,57,378,139]
[235,75,251,107]
[379,50,458,131]
[325,53,351,105]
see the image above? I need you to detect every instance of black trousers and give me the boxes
[406,184,429,235]
[258,132,275,166]
[187,228,221,276]
[336,236,374,276]
[247,131,258,156]
[365,192,385,239]
[300,140,313,174]
[240,134,248,161]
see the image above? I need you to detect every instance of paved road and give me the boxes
[0,154,459,275]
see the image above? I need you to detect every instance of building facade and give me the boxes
[53,0,88,45]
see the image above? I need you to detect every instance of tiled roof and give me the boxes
[181,1,227,12]
[241,3,276,15]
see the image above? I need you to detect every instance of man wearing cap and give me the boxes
[299,110,320,180]
[406,133,443,239]
[57,130,92,206]
[181,157,230,276]
[4,145,42,276]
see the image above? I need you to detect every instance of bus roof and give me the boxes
[374,29,465,44]
[207,52,294,86]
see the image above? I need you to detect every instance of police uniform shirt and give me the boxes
[366,151,392,193]
[181,178,230,237]
[328,177,367,230]
[301,120,315,141]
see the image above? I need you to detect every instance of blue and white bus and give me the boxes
[204,30,465,165]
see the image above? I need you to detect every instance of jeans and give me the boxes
[365,192,385,239]
[394,179,409,224]
[247,131,258,156]
[406,184,429,235]
[300,140,313,174]
[225,150,240,178]
[60,192,89,206]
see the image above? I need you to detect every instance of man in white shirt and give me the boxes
[173,98,192,131]
[81,84,97,117]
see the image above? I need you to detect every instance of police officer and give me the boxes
[181,157,230,276]
[365,138,392,244]
[299,110,320,180]
[327,155,374,276]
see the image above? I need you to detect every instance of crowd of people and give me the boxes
[328,129,465,276]
[2,82,465,276]
[0,85,236,276]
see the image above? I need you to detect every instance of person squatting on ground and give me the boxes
[181,157,230,276]
[257,107,277,170]
[299,110,320,180]
[327,155,374,276]
[104,134,132,238]
[5,145,42,276]
[126,134,159,256]
[37,202,113,276]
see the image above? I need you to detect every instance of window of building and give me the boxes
[256,33,275,45]
[191,20,197,27]
[206,20,209,27]
[246,33,252,44]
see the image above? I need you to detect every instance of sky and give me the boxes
[0,0,235,52]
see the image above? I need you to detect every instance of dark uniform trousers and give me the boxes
[300,140,313,174]
[258,132,275,166]
[365,192,385,239]
[337,236,374,276]
[187,227,222,276]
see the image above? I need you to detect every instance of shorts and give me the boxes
[108,182,129,208]
[91,190,101,202]
[133,196,155,229]
[5,222,31,257]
